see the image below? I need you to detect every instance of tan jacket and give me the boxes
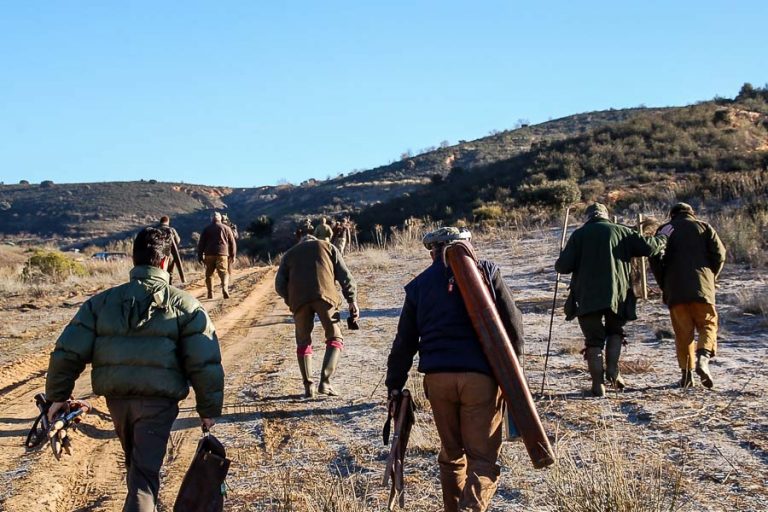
[275,236,356,312]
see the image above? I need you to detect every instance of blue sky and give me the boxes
[0,1,765,188]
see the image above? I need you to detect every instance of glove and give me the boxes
[658,224,674,237]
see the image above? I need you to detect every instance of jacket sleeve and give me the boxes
[648,225,668,287]
[554,234,578,274]
[385,295,419,393]
[706,225,726,279]
[45,300,97,402]
[274,259,289,303]
[332,247,357,303]
[178,306,224,418]
[629,232,667,258]
[491,268,525,360]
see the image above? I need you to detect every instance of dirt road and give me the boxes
[1,232,767,511]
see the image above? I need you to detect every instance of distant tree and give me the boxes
[400,150,413,160]
[737,82,757,101]
[40,180,54,188]
[19,180,29,185]
[430,174,444,186]
[440,140,450,148]
[149,179,158,184]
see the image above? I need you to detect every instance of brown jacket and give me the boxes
[275,236,356,312]
[197,221,237,259]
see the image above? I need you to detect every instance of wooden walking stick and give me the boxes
[540,206,570,395]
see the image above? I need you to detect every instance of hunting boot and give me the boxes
[205,278,214,299]
[297,355,315,398]
[695,349,714,389]
[318,346,341,396]
[585,347,606,397]
[680,369,696,388]
[221,274,230,299]
[605,335,626,390]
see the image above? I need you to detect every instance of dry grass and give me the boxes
[352,248,393,272]
[620,357,657,375]
[544,425,687,512]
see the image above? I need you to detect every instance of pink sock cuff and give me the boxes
[326,339,344,350]
[296,344,313,356]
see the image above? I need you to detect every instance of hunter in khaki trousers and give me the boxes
[669,302,718,370]
[424,373,504,512]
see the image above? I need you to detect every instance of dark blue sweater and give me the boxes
[385,257,524,392]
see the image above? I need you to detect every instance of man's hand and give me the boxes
[228,257,235,266]
[349,302,360,319]
[659,224,674,237]
[201,417,216,431]
[47,401,67,423]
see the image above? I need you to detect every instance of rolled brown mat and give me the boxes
[445,241,555,468]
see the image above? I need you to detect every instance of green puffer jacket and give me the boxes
[649,212,726,306]
[555,218,667,321]
[46,266,224,418]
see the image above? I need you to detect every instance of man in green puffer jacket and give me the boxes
[555,203,669,397]
[650,203,726,389]
[45,226,224,512]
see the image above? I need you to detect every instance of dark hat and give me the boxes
[585,202,609,220]
[670,202,694,217]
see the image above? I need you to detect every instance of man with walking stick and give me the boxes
[555,203,670,396]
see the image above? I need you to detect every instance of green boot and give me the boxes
[205,278,214,299]
[585,347,606,397]
[605,335,626,390]
[297,354,315,398]
[695,349,714,389]
[680,369,696,388]
[318,347,342,396]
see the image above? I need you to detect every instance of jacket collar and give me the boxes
[130,265,170,283]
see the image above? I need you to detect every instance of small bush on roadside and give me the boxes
[472,203,504,221]
[518,179,581,207]
[22,250,87,282]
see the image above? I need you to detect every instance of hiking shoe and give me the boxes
[222,288,230,299]
[696,350,714,389]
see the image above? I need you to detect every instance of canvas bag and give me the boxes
[174,431,231,512]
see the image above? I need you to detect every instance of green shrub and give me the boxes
[518,179,581,207]
[23,250,87,282]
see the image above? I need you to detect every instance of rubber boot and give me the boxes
[221,274,230,299]
[297,355,315,398]
[585,347,606,397]
[605,335,626,390]
[680,369,696,388]
[695,349,714,389]
[205,278,214,299]
[318,347,341,396]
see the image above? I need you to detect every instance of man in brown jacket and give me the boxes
[275,233,359,397]
[650,203,726,388]
[197,212,237,299]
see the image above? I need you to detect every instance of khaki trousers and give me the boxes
[107,397,178,512]
[293,299,343,346]
[424,372,504,512]
[669,302,718,369]
[204,255,229,290]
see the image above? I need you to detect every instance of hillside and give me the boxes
[0,181,230,245]
[355,91,768,261]
[222,107,662,223]
[0,106,659,247]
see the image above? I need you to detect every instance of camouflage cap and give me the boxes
[422,226,472,250]
[585,202,609,220]
[670,202,694,217]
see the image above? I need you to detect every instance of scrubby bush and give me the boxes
[472,203,504,221]
[518,179,581,207]
[22,250,87,282]
[40,180,55,188]
[247,215,274,239]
